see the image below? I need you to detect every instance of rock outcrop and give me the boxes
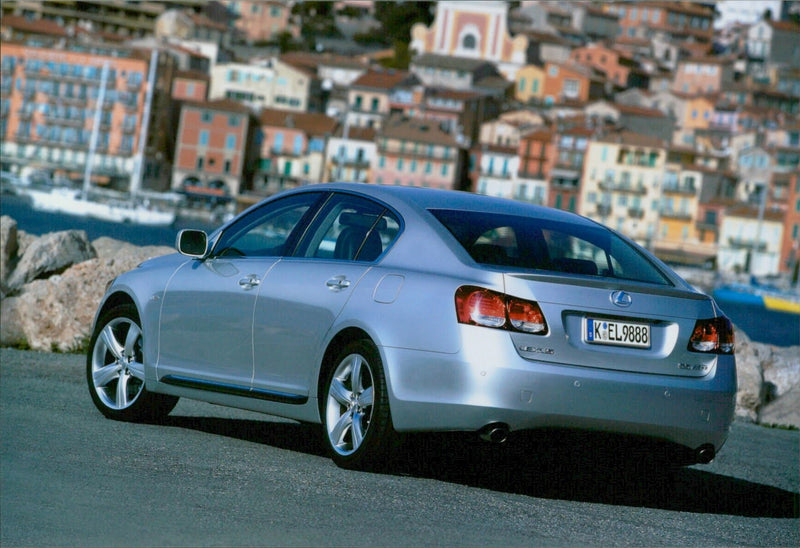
[1,216,798,429]
[0,217,173,352]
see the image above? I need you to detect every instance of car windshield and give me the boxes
[430,209,672,286]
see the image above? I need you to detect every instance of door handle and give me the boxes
[326,275,351,292]
[238,275,261,290]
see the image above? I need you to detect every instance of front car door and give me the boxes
[156,192,326,390]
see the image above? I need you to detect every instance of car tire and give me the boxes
[87,303,178,422]
[321,339,396,470]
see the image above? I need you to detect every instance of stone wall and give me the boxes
[1,215,798,428]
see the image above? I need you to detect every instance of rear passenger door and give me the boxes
[251,193,400,396]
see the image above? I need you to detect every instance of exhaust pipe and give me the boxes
[479,423,509,444]
[695,444,715,464]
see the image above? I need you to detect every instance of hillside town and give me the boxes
[1,0,799,280]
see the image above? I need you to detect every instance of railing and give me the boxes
[598,180,647,194]
[660,210,693,220]
[662,183,696,195]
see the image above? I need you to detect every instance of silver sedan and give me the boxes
[87,183,737,470]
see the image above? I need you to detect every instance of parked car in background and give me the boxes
[87,183,736,470]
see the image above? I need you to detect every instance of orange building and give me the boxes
[0,41,166,190]
[173,99,256,201]
[171,70,209,102]
[570,44,633,88]
[223,0,297,44]
[542,62,599,105]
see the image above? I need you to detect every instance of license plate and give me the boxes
[584,318,651,348]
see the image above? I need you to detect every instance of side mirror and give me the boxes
[177,229,208,258]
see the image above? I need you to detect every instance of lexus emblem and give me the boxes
[611,290,632,307]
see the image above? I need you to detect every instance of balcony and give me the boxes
[662,183,696,195]
[598,180,647,194]
[628,207,645,219]
[660,210,693,221]
[596,204,612,217]
[727,237,766,251]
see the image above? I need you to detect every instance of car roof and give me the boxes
[298,183,599,228]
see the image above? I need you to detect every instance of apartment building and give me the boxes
[1,40,175,192]
[173,98,256,202]
[542,62,602,105]
[324,126,376,184]
[372,115,461,190]
[609,1,715,45]
[516,128,555,207]
[580,131,667,246]
[783,172,800,275]
[718,204,785,275]
[171,69,209,102]
[570,43,635,88]
[672,55,736,95]
[223,0,296,44]
[209,57,321,113]
[550,127,593,212]
[472,144,519,200]
[514,64,546,104]
[254,108,337,194]
[345,70,417,130]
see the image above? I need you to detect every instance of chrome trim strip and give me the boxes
[159,375,307,405]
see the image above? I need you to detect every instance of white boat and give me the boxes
[26,187,176,226]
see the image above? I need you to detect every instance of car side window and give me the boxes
[298,194,400,262]
[211,192,323,258]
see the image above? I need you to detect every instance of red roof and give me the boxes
[1,14,70,37]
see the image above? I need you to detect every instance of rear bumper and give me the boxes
[381,328,737,453]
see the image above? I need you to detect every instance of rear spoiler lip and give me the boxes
[504,271,711,302]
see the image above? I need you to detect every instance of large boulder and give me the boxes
[0,237,173,352]
[759,387,800,428]
[5,229,96,292]
[0,215,19,285]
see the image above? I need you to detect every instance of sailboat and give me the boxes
[27,52,176,226]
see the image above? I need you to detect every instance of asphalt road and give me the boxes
[1,347,798,547]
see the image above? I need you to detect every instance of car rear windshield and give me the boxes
[430,209,672,286]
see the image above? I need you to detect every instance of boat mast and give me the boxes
[82,60,109,200]
[130,49,158,200]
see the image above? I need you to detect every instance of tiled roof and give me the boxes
[411,53,494,71]
[335,126,376,141]
[175,69,210,81]
[259,108,337,136]
[185,98,251,115]
[281,51,368,72]
[598,130,666,149]
[379,115,458,146]
[351,69,413,90]
[615,103,670,118]
[1,14,70,37]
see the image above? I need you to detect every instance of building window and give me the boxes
[225,134,236,149]
[201,111,213,123]
[199,130,209,146]
[224,159,231,173]
[462,34,476,50]
[197,157,204,169]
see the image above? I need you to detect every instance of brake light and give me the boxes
[688,316,735,354]
[455,286,548,335]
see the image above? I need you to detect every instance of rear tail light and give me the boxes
[688,316,735,354]
[455,286,548,335]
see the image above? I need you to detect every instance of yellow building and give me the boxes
[514,65,545,103]
[579,131,667,246]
